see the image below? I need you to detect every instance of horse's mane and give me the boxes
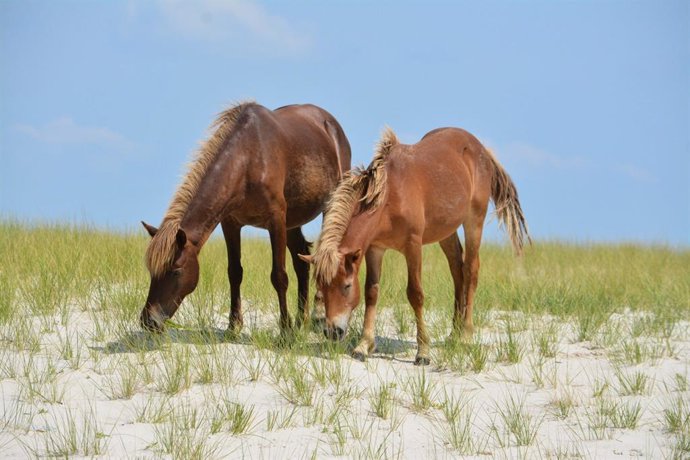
[145,101,254,277]
[312,127,399,284]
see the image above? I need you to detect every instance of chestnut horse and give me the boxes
[140,102,351,332]
[301,127,530,365]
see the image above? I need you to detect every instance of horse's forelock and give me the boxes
[145,221,180,277]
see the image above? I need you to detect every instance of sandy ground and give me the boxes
[1,304,688,459]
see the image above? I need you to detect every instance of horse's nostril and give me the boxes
[141,311,162,333]
[335,326,345,340]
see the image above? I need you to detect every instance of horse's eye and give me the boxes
[172,268,183,277]
[343,283,352,294]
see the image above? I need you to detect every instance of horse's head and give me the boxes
[301,249,363,341]
[140,221,200,332]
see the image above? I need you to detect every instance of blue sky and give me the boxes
[1,1,688,245]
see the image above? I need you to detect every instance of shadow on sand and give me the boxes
[94,322,418,363]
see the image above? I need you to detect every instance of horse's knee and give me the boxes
[271,269,288,291]
[228,265,243,285]
[406,285,424,307]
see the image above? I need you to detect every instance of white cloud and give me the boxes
[615,162,657,184]
[498,140,656,184]
[14,117,134,150]
[503,141,587,170]
[156,0,310,56]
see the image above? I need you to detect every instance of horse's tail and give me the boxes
[485,148,532,255]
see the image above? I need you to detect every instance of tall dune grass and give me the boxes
[1,220,688,327]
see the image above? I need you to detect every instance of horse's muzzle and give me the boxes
[140,304,167,333]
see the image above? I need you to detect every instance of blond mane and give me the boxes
[312,127,399,284]
[145,101,254,276]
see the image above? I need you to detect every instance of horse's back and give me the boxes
[385,127,493,243]
[243,104,350,228]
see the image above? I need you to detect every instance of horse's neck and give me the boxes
[180,147,245,246]
[340,206,382,253]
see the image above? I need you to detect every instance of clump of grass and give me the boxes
[102,358,141,399]
[533,321,560,358]
[1,398,36,434]
[151,405,220,460]
[193,348,217,385]
[663,396,690,434]
[156,347,193,395]
[592,378,610,398]
[550,390,577,420]
[406,370,437,412]
[580,400,613,440]
[40,407,107,457]
[239,348,266,382]
[609,400,643,429]
[435,334,489,374]
[670,434,690,460]
[133,394,172,424]
[266,406,298,431]
[616,369,650,396]
[439,391,484,454]
[673,373,688,392]
[328,421,348,456]
[495,319,524,364]
[579,398,644,437]
[57,330,84,370]
[527,354,547,389]
[209,400,256,435]
[575,313,605,343]
[492,393,543,447]
[18,356,65,405]
[275,362,316,406]
[464,336,490,373]
[368,383,396,420]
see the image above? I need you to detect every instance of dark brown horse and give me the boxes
[140,102,351,332]
[301,127,529,365]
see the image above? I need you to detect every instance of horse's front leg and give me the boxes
[352,247,385,361]
[405,238,430,366]
[287,227,311,329]
[268,213,292,332]
[222,219,243,333]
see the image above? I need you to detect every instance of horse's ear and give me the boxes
[141,221,158,238]
[176,228,187,248]
[345,249,362,266]
[298,254,314,264]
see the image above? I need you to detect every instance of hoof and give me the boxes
[352,351,367,362]
[224,327,240,340]
[414,356,431,366]
[279,325,296,339]
[228,318,243,335]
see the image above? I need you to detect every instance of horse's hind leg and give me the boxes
[439,232,465,335]
[462,217,486,333]
[287,227,311,329]
[221,219,243,333]
[268,215,292,331]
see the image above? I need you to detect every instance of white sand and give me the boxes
[1,305,688,459]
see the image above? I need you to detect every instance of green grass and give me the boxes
[2,221,688,329]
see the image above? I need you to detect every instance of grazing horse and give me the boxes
[301,127,530,365]
[140,102,351,332]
